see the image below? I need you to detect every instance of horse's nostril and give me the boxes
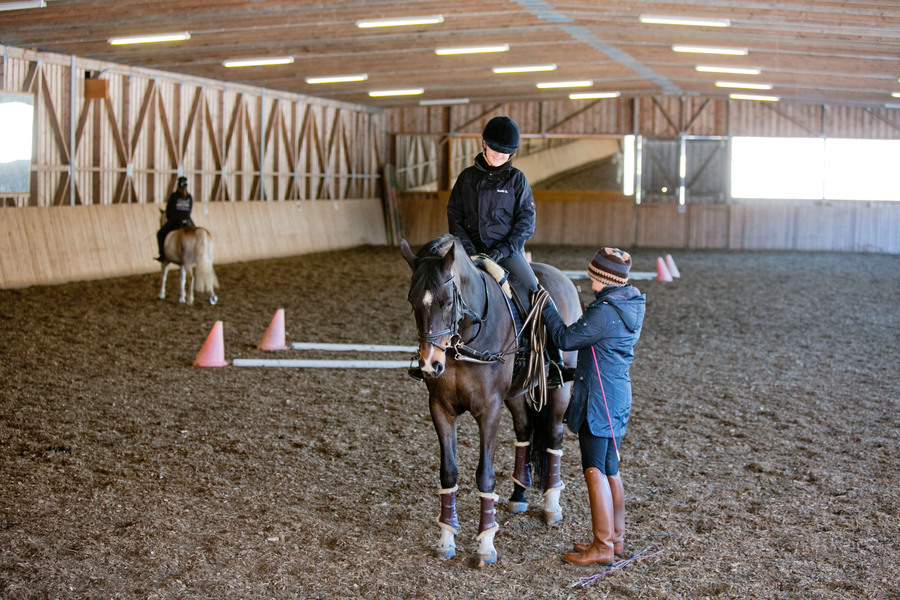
[433,362,444,376]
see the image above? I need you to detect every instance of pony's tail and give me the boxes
[193,231,218,296]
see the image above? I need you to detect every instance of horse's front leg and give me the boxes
[474,401,502,567]
[430,402,459,560]
[178,266,188,304]
[504,394,532,514]
[541,385,570,525]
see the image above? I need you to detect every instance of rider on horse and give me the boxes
[156,176,195,262]
[411,116,572,386]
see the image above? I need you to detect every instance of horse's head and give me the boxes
[401,235,475,379]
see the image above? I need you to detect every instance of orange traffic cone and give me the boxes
[193,321,229,367]
[257,308,289,350]
[665,254,681,278]
[656,257,673,282]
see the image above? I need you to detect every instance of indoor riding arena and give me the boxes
[1,2,899,599]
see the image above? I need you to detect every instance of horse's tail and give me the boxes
[193,229,218,296]
[529,402,554,490]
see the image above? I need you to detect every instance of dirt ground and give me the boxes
[0,244,897,599]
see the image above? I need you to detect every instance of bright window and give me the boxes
[732,136,900,201]
[731,137,824,200]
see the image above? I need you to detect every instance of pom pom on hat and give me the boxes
[589,248,632,286]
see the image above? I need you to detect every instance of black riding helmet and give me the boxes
[177,176,188,188]
[482,116,519,154]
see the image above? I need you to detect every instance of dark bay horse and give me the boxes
[400,235,582,567]
[158,210,218,306]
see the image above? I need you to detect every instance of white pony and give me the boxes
[158,210,218,305]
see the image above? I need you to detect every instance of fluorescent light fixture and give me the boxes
[696,65,760,75]
[223,56,294,68]
[305,74,368,84]
[0,0,45,10]
[537,80,593,89]
[492,64,557,74]
[672,45,747,56]
[435,44,509,56]
[109,32,191,45]
[356,15,443,28]
[729,93,779,102]
[569,91,621,100]
[368,88,425,97]
[640,15,730,27]
[419,98,470,106]
[892,92,900,98]
[715,81,773,90]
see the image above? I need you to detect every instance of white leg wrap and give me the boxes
[435,527,457,560]
[475,523,498,567]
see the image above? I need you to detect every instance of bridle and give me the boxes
[417,271,513,364]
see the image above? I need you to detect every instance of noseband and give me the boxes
[418,273,508,364]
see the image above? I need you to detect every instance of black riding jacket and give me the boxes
[165,191,193,226]
[446,154,535,260]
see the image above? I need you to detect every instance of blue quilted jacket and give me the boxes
[542,285,646,437]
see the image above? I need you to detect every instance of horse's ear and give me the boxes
[438,238,456,271]
[399,239,416,270]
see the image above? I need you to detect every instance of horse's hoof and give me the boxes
[475,550,498,568]
[434,545,456,560]
[543,510,563,526]
[508,500,528,514]
[209,295,218,306]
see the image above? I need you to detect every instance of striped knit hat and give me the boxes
[588,248,632,286]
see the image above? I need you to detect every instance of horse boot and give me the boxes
[435,485,459,560]
[508,442,531,514]
[573,472,626,557]
[475,492,500,567]
[542,448,565,525]
[563,468,615,566]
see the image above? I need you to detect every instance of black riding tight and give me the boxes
[579,426,622,475]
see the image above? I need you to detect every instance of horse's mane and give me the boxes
[409,234,467,305]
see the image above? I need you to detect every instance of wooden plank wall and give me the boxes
[398,192,900,255]
[0,44,385,207]
[0,200,387,288]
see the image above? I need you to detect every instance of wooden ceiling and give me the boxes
[2,0,898,109]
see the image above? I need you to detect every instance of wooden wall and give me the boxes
[1,45,385,208]
[0,200,387,288]
[398,191,900,255]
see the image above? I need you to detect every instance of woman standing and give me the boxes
[541,248,646,565]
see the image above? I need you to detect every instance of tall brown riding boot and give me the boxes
[608,473,626,556]
[563,468,615,566]
[572,472,626,556]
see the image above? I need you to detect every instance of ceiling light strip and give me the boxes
[223,57,294,68]
[435,44,509,56]
[109,32,191,45]
[419,98,470,106]
[673,45,748,56]
[640,15,730,27]
[368,88,424,97]
[492,64,557,74]
[305,74,368,84]
[356,15,443,28]
[696,66,760,75]
[715,81,773,90]
[537,80,592,89]
[570,92,620,100]
[729,93,779,102]
[0,0,45,11]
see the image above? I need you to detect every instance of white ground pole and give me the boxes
[562,270,656,281]
[232,359,411,368]
[290,342,418,352]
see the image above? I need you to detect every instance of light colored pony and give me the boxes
[158,211,219,305]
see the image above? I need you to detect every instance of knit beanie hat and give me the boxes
[588,248,632,286]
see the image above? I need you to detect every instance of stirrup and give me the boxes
[547,362,564,389]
